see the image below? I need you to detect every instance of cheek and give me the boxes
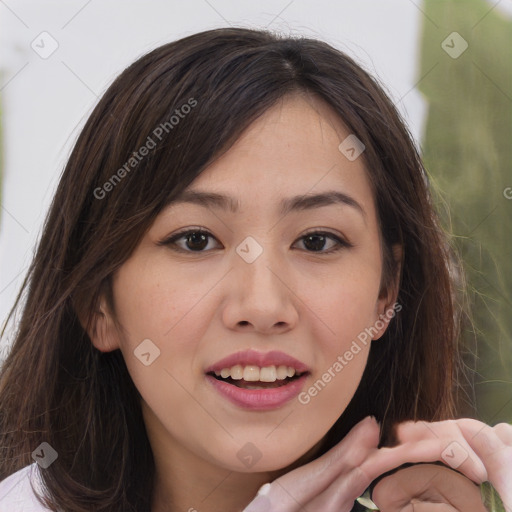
[297,261,380,416]
[111,254,209,346]
[304,262,382,351]
[110,256,210,402]
[299,289,372,421]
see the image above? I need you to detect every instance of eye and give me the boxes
[292,230,353,254]
[158,228,221,252]
[158,228,353,254]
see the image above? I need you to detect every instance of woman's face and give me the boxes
[93,93,396,474]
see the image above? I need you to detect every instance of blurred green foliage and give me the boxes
[419,0,512,426]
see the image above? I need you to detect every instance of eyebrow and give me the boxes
[170,189,367,221]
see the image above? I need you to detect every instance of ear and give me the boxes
[373,244,403,341]
[76,294,121,353]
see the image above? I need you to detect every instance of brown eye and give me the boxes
[294,231,352,254]
[158,229,221,253]
[302,233,331,252]
[182,232,210,251]
[158,229,352,255]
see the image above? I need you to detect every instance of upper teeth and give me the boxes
[214,365,300,382]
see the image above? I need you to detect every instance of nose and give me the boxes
[221,242,299,334]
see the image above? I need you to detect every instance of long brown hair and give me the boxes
[0,27,467,511]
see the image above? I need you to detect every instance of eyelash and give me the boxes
[157,227,353,255]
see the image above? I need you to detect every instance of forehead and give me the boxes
[227,92,353,157]
[167,93,377,222]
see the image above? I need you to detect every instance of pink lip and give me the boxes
[205,373,309,410]
[204,349,310,374]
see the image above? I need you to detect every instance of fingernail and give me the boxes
[257,483,271,495]
[243,483,272,512]
[243,495,272,512]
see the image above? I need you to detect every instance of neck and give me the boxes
[150,465,272,512]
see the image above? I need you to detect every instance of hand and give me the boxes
[243,416,485,512]
[242,416,511,512]
[371,463,487,511]
[243,416,406,512]
[393,418,512,510]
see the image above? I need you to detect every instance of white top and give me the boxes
[0,463,52,511]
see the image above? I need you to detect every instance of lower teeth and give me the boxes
[232,379,291,389]
[243,384,281,389]
[211,374,301,389]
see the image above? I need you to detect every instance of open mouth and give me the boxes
[207,371,307,390]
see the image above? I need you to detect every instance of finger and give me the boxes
[290,465,381,512]
[275,415,380,494]
[493,422,512,445]
[456,419,512,511]
[393,420,488,482]
[360,438,486,485]
[393,420,452,443]
[371,464,486,512]
[243,466,373,512]
[243,416,381,512]
[397,503,457,511]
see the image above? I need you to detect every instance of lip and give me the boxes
[204,349,310,374]
[205,373,309,410]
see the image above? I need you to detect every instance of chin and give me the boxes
[209,438,323,474]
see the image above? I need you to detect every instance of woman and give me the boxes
[0,27,509,511]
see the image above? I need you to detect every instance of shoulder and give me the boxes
[0,463,53,511]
